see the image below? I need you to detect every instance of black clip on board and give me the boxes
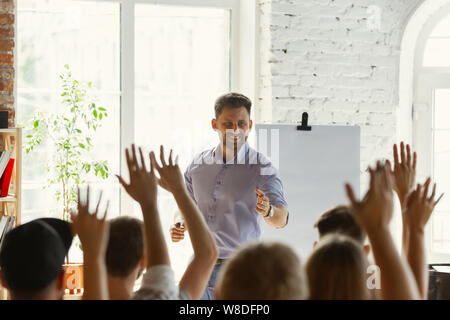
[297,112,312,131]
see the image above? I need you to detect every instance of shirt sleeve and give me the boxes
[184,164,197,204]
[132,265,180,300]
[258,161,288,209]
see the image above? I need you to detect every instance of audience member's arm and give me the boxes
[404,179,443,299]
[71,186,110,300]
[169,169,197,244]
[153,146,219,299]
[386,142,416,256]
[117,144,170,268]
[345,162,420,300]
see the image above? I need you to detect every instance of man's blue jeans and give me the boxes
[200,262,223,300]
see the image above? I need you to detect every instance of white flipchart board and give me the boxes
[255,124,360,261]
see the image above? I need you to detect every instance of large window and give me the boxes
[17,0,247,279]
[134,4,232,274]
[413,5,450,262]
[17,0,121,222]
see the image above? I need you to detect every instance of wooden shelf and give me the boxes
[0,127,21,301]
[0,196,16,202]
[0,128,21,134]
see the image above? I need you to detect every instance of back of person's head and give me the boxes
[306,234,370,300]
[314,205,366,244]
[215,241,308,300]
[0,218,73,299]
[106,216,144,278]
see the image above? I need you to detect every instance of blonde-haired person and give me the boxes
[306,234,372,300]
[214,241,308,300]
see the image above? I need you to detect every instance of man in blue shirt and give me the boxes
[170,92,289,300]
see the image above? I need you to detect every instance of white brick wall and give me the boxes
[258,0,424,192]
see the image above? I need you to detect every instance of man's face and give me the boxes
[212,106,253,150]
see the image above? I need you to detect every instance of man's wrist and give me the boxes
[172,186,190,201]
[408,226,425,235]
[366,224,391,241]
[83,252,106,264]
[140,201,158,211]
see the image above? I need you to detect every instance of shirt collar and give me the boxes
[213,141,249,165]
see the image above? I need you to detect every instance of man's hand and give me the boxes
[346,162,422,300]
[170,222,186,243]
[345,161,394,234]
[151,145,186,194]
[116,144,158,208]
[71,186,110,260]
[403,178,444,300]
[151,145,189,243]
[386,142,417,208]
[71,186,110,300]
[254,188,271,217]
[404,178,443,232]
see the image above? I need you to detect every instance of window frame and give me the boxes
[413,3,450,263]
[15,0,258,221]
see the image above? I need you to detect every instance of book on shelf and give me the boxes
[0,150,11,179]
[6,215,14,232]
[0,215,8,240]
[0,158,14,197]
[0,215,13,251]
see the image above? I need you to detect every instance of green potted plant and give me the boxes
[23,64,110,295]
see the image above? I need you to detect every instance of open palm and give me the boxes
[151,146,186,195]
[117,144,158,206]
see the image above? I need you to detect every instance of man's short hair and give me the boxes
[314,205,366,244]
[0,218,73,294]
[105,216,144,278]
[214,92,252,118]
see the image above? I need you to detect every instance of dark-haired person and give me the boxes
[117,144,218,301]
[313,205,371,256]
[170,92,289,300]
[105,216,146,300]
[0,218,74,300]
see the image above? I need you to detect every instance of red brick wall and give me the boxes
[0,0,14,126]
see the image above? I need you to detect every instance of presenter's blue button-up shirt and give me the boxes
[184,142,288,259]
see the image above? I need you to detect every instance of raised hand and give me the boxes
[151,145,186,194]
[404,178,444,232]
[70,185,110,300]
[404,178,444,300]
[386,142,417,208]
[254,188,271,217]
[70,185,110,260]
[346,161,421,300]
[116,144,157,207]
[345,161,394,234]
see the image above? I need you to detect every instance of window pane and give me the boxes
[432,212,450,254]
[433,131,450,201]
[135,4,231,280]
[432,109,450,253]
[434,89,450,129]
[423,38,450,67]
[17,0,121,231]
[430,14,450,38]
